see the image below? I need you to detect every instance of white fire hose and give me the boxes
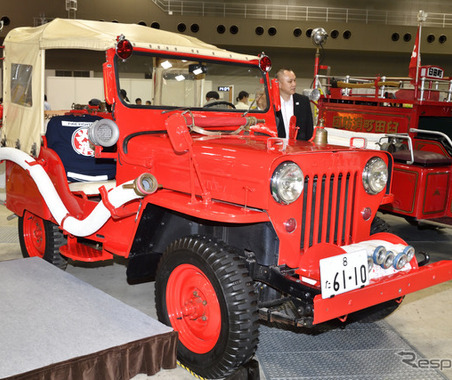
[0,147,157,237]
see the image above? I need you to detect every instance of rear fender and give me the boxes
[5,147,86,221]
[5,161,52,220]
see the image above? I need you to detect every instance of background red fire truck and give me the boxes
[315,15,452,230]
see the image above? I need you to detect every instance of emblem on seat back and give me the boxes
[71,127,94,156]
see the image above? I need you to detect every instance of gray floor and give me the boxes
[0,165,451,379]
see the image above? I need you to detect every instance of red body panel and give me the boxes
[5,161,53,221]
[383,162,452,219]
[314,259,452,324]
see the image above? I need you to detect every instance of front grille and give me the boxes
[300,171,358,251]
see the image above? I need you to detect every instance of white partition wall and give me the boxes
[46,76,104,110]
[46,76,154,109]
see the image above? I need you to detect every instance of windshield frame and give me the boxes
[114,50,270,113]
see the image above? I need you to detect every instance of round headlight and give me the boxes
[362,157,388,195]
[271,162,304,204]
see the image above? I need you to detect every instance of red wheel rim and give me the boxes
[23,211,46,258]
[166,263,221,353]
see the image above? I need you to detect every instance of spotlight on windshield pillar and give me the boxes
[311,27,328,47]
[312,27,328,80]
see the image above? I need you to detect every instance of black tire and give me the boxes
[155,235,259,379]
[370,216,390,235]
[349,298,404,323]
[18,210,67,270]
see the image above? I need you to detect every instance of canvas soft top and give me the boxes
[1,18,258,155]
[4,18,256,59]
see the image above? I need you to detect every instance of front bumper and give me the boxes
[313,259,452,324]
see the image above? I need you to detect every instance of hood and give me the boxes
[154,134,388,209]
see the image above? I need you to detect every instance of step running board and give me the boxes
[60,243,113,262]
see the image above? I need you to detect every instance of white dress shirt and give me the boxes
[280,95,293,138]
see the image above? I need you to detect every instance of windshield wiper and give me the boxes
[241,98,257,117]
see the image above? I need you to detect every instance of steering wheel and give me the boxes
[204,101,236,109]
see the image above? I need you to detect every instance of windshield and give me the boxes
[116,53,268,111]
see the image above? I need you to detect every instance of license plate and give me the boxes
[320,250,369,299]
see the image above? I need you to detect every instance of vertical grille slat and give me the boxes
[344,172,357,245]
[335,173,347,246]
[312,174,323,245]
[328,174,339,244]
[320,174,331,243]
[300,171,357,251]
[303,175,314,249]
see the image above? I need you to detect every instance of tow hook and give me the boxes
[417,251,430,267]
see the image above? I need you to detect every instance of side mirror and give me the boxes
[271,78,281,112]
[103,61,115,105]
[165,113,192,153]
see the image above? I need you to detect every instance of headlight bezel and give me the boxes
[362,156,388,195]
[270,161,304,205]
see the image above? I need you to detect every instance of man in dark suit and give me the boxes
[275,68,314,141]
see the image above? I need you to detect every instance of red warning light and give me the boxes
[258,54,272,73]
[116,35,133,60]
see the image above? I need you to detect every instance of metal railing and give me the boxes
[152,1,452,28]
[315,73,452,103]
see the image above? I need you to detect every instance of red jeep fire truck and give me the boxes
[1,19,451,379]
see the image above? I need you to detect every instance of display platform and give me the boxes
[0,257,177,380]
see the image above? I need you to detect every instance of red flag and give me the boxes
[409,28,420,80]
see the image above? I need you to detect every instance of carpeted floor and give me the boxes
[0,257,175,379]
